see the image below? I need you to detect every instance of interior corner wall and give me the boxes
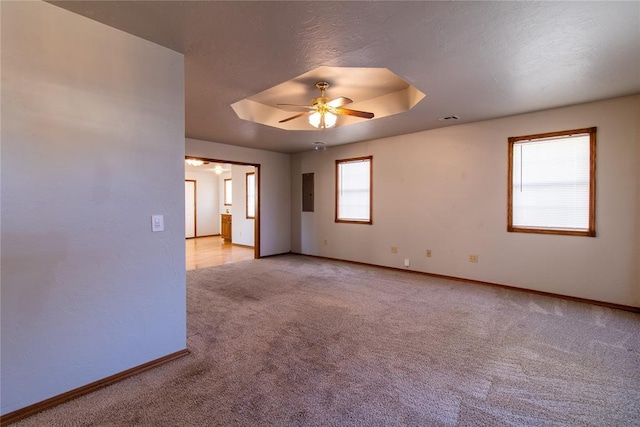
[185,170,220,236]
[186,138,291,256]
[291,94,640,307]
[1,1,186,415]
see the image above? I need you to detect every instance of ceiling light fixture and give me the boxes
[307,82,339,129]
[214,165,223,175]
[185,159,205,166]
[308,110,337,129]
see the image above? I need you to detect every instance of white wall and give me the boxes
[1,1,186,415]
[185,170,220,236]
[232,165,256,247]
[291,95,640,307]
[186,138,291,256]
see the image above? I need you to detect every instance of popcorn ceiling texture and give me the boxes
[14,255,640,426]
[49,1,640,153]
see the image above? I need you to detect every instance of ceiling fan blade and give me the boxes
[277,103,315,111]
[334,107,375,119]
[326,97,353,108]
[279,111,310,123]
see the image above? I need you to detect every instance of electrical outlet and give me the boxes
[426,249,432,258]
[404,258,410,268]
[469,254,479,263]
[391,246,398,254]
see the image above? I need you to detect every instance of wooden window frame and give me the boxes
[335,156,373,225]
[223,178,232,206]
[507,127,597,237]
[246,172,255,219]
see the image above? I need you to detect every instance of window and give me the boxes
[224,178,232,206]
[508,127,596,237]
[336,156,372,224]
[246,172,256,219]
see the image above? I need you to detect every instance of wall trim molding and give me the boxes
[294,253,640,314]
[1,349,190,426]
[232,243,255,249]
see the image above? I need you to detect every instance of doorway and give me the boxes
[184,157,260,269]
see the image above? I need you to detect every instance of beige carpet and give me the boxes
[13,254,640,426]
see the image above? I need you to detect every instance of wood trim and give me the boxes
[0,349,190,426]
[293,253,640,314]
[507,137,514,231]
[507,127,597,237]
[508,127,597,143]
[335,156,373,225]
[232,243,255,249]
[507,226,594,237]
[182,156,258,168]
[254,165,260,259]
[589,128,597,236]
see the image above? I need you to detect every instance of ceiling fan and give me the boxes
[278,81,374,129]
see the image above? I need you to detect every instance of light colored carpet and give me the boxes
[13,254,640,426]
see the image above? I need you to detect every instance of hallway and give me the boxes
[186,236,254,270]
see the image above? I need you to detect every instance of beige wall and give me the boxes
[1,1,186,414]
[291,95,640,307]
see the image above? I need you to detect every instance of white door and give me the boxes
[185,180,196,238]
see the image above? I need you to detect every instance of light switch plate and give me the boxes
[152,215,164,232]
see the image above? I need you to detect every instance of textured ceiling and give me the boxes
[49,1,640,153]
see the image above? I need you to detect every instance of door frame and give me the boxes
[184,156,261,259]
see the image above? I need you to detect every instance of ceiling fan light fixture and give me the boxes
[185,158,205,167]
[308,111,337,129]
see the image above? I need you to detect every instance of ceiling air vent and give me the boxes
[438,115,460,122]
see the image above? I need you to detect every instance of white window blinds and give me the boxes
[511,134,591,231]
[337,158,371,223]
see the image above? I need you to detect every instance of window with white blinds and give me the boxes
[336,156,372,224]
[224,178,232,206]
[508,128,596,237]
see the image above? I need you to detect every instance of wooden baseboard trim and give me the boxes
[232,243,254,249]
[292,253,640,314]
[258,251,293,259]
[1,348,190,426]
